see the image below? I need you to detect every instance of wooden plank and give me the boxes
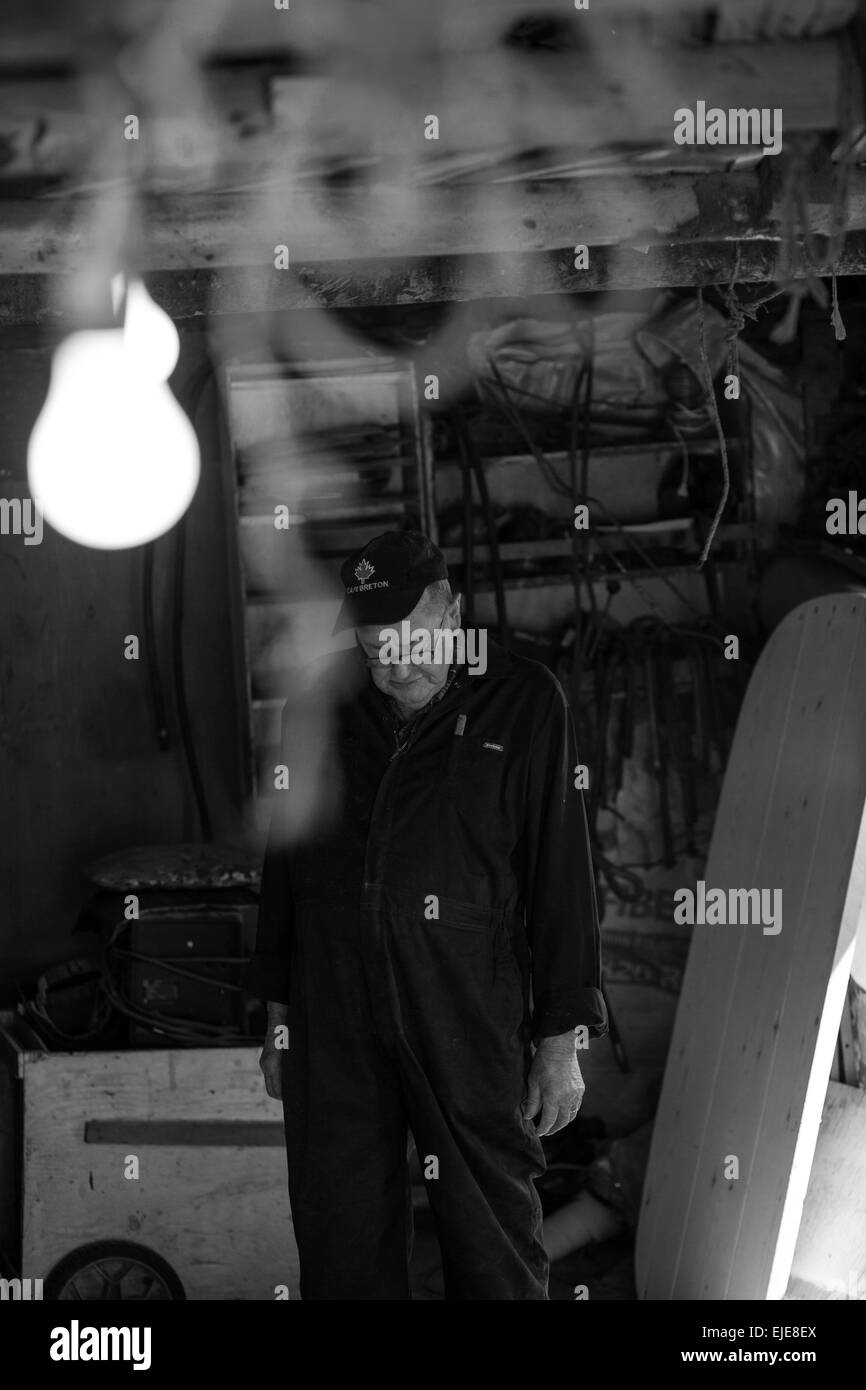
[848,977,866,1083]
[8,229,866,329]
[84,1120,285,1146]
[0,68,274,189]
[0,0,855,70]
[21,1047,299,1299]
[268,40,847,162]
[0,40,847,189]
[0,178,728,272]
[786,1080,866,1299]
[839,979,858,1082]
[0,0,856,68]
[0,170,771,272]
[636,595,866,1301]
[830,1037,842,1080]
[854,920,866,990]
[3,147,865,278]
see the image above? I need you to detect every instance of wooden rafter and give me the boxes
[0,153,862,272]
[0,0,857,69]
[0,3,863,319]
[0,40,852,189]
[4,231,866,329]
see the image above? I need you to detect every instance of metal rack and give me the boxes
[434,434,754,625]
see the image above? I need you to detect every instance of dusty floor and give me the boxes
[408,1201,636,1301]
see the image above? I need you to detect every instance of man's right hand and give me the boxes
[259,1002,290,1100]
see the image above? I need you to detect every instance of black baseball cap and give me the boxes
[333,530,448,633]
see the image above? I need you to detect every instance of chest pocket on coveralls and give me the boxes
[446,734,507,810]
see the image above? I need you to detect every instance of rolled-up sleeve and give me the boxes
[523,672,607,1041]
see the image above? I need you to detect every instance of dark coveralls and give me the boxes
[246,639,607,1300]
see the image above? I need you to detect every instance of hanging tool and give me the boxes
[589,638,623,839]
[639,625,676,870]
[452,406,511,648]
[657,642,699,858]
[452,408,475,626]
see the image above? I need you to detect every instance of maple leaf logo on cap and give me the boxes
[354,558,375,582]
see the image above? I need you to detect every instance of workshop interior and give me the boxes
[2,0,866,1308]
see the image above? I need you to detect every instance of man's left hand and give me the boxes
[523,1033,586,1138]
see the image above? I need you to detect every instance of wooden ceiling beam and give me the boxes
[0,160,861,277]
[0,39,852,189]
[3,230,866,330]
[0,0,856,70]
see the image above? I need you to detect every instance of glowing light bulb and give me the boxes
[27,279,200,549]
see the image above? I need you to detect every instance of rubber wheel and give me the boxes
[44,1240,186,1301]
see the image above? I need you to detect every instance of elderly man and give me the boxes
[248,529,606,1300]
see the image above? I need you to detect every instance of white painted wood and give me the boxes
[636,595,866,1300]
[786,1080,866,1300]
[851,905,866,988]
[21,1046,299,1300]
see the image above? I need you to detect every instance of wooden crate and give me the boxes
[0,1020,298,1300]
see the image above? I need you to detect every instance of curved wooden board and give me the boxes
[635,594,866,1300]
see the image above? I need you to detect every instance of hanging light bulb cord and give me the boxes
[175,355,215,842]
[172,507,212,842]
[142,352,215,841]
[142,543,171,752]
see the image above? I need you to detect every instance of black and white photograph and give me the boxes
[1,0,865,1364]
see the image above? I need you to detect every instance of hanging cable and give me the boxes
[694,289,730,570]
[577,317,598,656]
[171,514,212,842]
[453,404,511,648]
[453,406,476,625]
[170,354,217,842]
[142,541,171,751]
